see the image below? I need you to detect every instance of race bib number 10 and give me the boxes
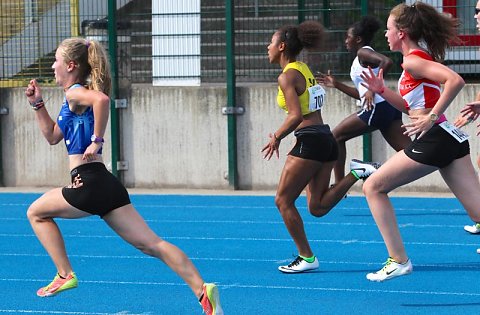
[308,84,326,111]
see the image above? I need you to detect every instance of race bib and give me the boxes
[308,84,326,111]
[439,121,470,143]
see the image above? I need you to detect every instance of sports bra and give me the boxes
[56,84,102,155]
[276,61,325,115]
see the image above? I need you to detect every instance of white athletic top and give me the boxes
[350,46,385,105]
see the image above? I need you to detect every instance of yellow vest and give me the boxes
[276,61,318,115]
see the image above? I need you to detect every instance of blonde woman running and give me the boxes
[25,37,223,314]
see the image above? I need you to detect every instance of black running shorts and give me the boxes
[404,124,470,168]
[289,124,339,162]
[62,162,131,217]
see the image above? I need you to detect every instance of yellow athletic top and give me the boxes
[277,61,323,116]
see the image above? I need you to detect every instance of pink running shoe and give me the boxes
[200,283,223,315]
[37,272,78,297]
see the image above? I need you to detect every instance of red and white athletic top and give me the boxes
[398,50,446,123]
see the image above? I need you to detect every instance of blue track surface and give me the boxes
[0,192,479,314]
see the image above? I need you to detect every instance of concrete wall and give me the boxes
[1,81,479,192]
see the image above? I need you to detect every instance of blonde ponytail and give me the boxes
[59,37,112,96]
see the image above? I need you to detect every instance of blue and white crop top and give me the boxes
[56,84,102,155]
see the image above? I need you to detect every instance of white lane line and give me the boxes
[0,202,468,213]
[0,253,477,271]
[0,278,479,297]
[0,234,477,248]
[0,217,470,230]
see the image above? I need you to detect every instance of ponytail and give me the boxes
[277,21,324,59]
[391,2,460,61]
[58,37,112,96]
[86,40,112,96]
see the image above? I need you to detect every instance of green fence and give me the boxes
[1,0,479,88]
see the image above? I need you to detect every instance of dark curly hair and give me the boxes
[277,20,325,59]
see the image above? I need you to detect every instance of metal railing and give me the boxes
[1,0,479,88]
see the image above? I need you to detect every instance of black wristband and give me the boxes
[31,99,45,111]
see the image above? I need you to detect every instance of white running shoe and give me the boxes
[278,256,319,273]
[350,159,381,180]
[464,223,480,234]
[366,257,413,282]
[477,248,480,254]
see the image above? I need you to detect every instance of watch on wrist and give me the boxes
[429,113,439,123]
[91,135,104,143]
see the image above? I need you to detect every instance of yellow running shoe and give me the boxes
[37,272,78,297]
[200,283,223,315]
